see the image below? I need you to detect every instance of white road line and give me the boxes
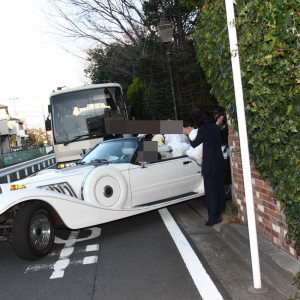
[25,257,98,274]
[54,227,101,245]
[50,259,70,279]
[48,244,99,257]
[25,228,101,279]
[86,244,99,252]
[59,247,75,259]
[49,231,80,279]
[159,208,223,300]
[83,256,98,264]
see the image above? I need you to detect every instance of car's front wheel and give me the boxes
[12,203,54,260]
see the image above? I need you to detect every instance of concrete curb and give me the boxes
[187,199,300,297]
[219,223,299,297]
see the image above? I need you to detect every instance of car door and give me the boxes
[128,156,202,207]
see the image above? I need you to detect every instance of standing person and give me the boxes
[214,109,229,145]
[215,109,232,199]
[183,107,226,226]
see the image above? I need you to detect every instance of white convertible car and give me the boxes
[0,137,204,260]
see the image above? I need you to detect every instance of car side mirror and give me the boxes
[140,161,148,168]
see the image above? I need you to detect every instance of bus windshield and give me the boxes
[51,86,125,145]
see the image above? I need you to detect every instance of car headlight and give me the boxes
[10,184,26,191]
[58,162,77,169]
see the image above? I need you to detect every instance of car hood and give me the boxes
[0,163,129,195]
[0,164,93,194]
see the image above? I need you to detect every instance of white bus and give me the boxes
[46,83,128,168]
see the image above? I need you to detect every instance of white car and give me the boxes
[0,137,204,260]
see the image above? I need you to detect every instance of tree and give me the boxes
[136,0,217,120]
[47,0,149,48]
[85,43,139,89]
[193,0,299,254]
[126,77,147,119]
[26,129,46,147]
[47,0,217,121]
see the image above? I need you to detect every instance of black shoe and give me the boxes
[205,221,213,226]
[205,219,221,226]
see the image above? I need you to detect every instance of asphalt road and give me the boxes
[93,210,201,300]
[0,209,206,300]
[1,201,286,300]
[0,226,101,299]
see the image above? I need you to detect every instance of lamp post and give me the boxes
[157,21,178,120]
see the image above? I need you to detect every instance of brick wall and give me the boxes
[227,118,297,259]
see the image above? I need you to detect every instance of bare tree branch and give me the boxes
[47,0,148,48]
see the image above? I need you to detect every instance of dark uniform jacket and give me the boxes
[190,122,225,175]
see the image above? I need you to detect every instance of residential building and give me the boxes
[0,105,10,154]
[0,104,28,153]
[8,118,28,150]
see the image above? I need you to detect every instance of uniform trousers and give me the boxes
[203,172,226,224]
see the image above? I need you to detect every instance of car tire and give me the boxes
[12,203,54,260]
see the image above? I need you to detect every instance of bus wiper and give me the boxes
[63,133,102,146]
[90,159,109,164]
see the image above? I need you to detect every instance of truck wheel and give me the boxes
[12,203,54,260]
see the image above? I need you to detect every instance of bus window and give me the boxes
[50,85,126,145]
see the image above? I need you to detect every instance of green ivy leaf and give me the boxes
[287,105,293,115]
[194,0,300,256]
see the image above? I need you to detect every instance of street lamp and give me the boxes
[157,21,178,120]
[157,21,174,43]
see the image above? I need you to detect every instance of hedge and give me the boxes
[194,0,299,254]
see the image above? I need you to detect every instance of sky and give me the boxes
[0,0,89,129]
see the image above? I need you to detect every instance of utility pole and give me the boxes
[9,97,19,116]
[225,0,261,289]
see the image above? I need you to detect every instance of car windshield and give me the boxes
[81,139,138,164]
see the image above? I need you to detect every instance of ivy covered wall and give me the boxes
[193,0,299,254]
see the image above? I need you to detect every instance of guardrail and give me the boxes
[0,154,56,184]
[0,146,53,168]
